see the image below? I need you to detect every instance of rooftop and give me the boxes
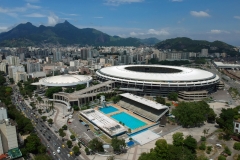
[120,93,169,110]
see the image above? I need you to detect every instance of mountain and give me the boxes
[0,21,142,47]
[139,37,161,45]
[155,37,238,55]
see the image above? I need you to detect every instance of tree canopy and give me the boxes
[111,137,126,153]
[45,87,62,98]
[172,101,214,127]
[88,138,104,153]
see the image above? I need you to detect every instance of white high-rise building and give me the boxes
[53,51,62,62]
[8,65,25,79]
[6,56,20,66]
[15,71,28,82]
[201,49,208,57]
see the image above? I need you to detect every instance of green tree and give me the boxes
[75,84,86,91]
[72,146,80,155]
[167,92,178,101]
[45,87,62,98]
[111,137,126,152]
[203,128,209,137]
[218,155,226,160]
[72,105,79,111]
[183,135,197,153]
[41,116,47,121]
[196,155,208,160]
[62,125,68,130]
[154,139,168,159]
[70,135,75,140]
[233,142,240,150]
[172,132,184,147]
[67,140,73,148]
[156,96,166,105]
[47,118,53,124]
[88,138,104,152]
[85,148,90,155]
[25,133,41,154]
[34,154,51,160]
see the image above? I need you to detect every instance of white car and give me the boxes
[216,144,222,148]
[53,152,56,155]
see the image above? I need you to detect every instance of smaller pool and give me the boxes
[99,106,118,114]
[127,141,134,147]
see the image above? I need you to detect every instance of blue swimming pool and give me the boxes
[111,112,146,130]
[127,141,134,147]
[99,106,118,114]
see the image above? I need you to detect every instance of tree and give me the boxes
[25,133,42,154]
[34,154,51,160]
[70,135,75,140]
[207,108,216,123]
[183,135,197,153]
[218,155,226,160]
[88,138,104,152]
[67,140,73,148]
[172,132,184,147]
[154,139,168,159]
[72,146,80,155]
[45,87,62,98]
[172,101,212,127]
[85,148,90,155]
[233,142,240,150]
[156,96,166,105]
[62,125,68,130]
[47,118,53,124]
[111,137,126,152]
[41,116,47,121]
[167,92,178,101]
[76,84,86,91]
[72,105,79,111]
[196,155,208,160]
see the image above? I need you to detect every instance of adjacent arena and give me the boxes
[32,74,92,87]
[96,65,220,97]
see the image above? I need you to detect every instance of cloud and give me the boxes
[104,0,144,6]
[190,11,210,17]
[93,17,103,19]
[147,29,169,35]
[26,3,41,9]
[48,13,59,26]
[234,16,240,20]
[24,13,46,17]
[130,29,169,36]
[25,0,39,3]
[171,0,183,2]
[210,30,230,34]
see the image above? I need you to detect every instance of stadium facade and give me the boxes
[96,65,220,98]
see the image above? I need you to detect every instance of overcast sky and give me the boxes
[0,0,239,46]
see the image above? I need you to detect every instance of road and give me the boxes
[11,86,81,160]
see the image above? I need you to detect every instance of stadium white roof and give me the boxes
[120,93,169,110]
[97,65,216,82]
[32,74,92,86]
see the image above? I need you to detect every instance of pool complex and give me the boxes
[99,106,118,114]
[111,112,146,130]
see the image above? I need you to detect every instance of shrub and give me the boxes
[218,155,226,160]
[234,142,240,151]
[207,146,212,152]
[199,142,206,150]
[206,150,211,154]
[224,146,231,156]
[85,148,90,155]
[201,136,206,141]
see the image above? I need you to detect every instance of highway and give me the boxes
[11,86,81,160]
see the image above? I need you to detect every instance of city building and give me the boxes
[27,62,40,73]
[15,71,28,83]
[6,56,20,66]
[201,49,208,57]
[53,51,62,62]
[8,65,25,79]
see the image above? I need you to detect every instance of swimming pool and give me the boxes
[99,106,118,114]
[111,112,146,130]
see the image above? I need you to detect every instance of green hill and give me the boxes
[155,37,237,56]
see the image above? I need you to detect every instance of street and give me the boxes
[11,86,81,160]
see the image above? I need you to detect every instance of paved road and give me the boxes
[12,86,81,160]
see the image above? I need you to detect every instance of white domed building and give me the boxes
[32,74,92,87]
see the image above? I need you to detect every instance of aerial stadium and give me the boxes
[96,65,220,99]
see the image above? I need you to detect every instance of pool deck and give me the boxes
[95,104,155,133]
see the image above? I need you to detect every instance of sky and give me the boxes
[0,0,240,46]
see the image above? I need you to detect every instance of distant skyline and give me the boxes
[0,0,239,46]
